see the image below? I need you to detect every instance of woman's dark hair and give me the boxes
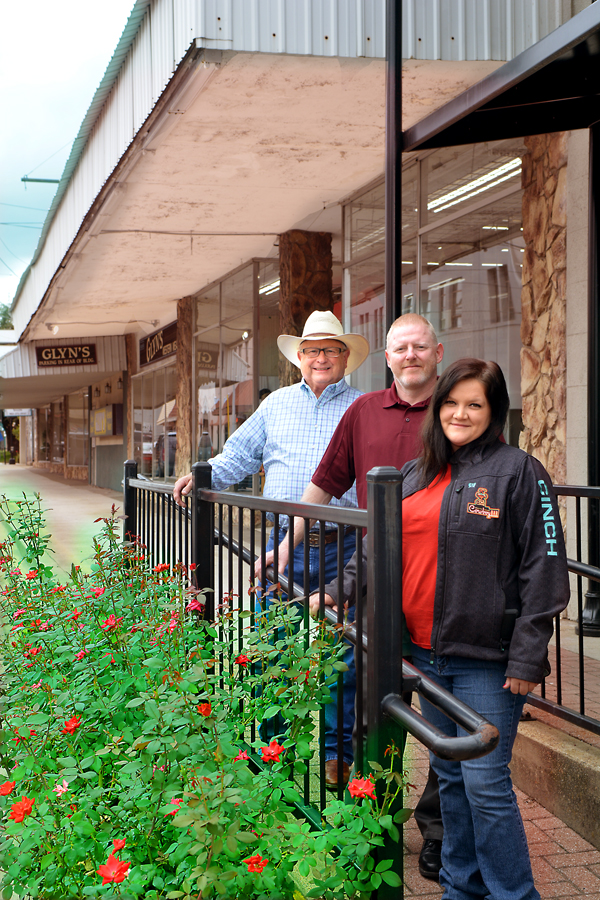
[419,358,510,486]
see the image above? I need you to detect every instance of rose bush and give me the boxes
[0,495,409,899]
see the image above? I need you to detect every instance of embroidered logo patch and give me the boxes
[466,487,500,520]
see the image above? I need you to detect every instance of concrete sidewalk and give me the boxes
[0,464,122,574]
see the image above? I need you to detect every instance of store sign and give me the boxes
[3,409,32,416]
[91,406,113,437]
[140,322,177,367]
[197,348,218,370]
[36,344,97,367]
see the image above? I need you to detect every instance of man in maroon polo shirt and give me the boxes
[264,313,445,881]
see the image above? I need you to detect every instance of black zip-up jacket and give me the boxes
[324,440,570,684]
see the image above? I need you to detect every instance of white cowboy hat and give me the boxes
[277,310,370,376]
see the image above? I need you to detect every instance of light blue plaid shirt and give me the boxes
[209,378,362,527]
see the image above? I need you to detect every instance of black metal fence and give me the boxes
[123,459,500,898]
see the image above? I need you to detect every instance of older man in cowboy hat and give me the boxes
[173,310,369,784]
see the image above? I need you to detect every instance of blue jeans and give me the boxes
[410,647,539,900]
[263,527,356,764]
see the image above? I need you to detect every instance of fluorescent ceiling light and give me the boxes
[482,263,503,267]
[445,262,472,267]
[482,225,509,231]
[401,260,413,264]
[428,158,522,214]
[427,277,465,292]
[259,279,280,295]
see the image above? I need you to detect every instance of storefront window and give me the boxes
[67,392,89,467]
[343,139,525,444]
[419,140,525,444]
[38,407,51,462]
[132,363,177,480]
[343,181,386,393]
[51,401,64,463]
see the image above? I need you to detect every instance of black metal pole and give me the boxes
[191,461,214,618]
[385,0,402,376]
[123,459,138,542]
[582,122,600,636]
[367,465,404,899]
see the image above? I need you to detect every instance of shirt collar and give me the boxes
[300,377,350,401]
[382,381,433,410]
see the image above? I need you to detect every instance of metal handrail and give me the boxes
[214,525,499,762]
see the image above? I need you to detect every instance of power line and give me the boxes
[0,258,17,276]
[24,140,73,177]
[0,235,25,263]
[0,203,49,212]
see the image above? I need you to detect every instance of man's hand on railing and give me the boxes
[252,538,291,581]
[173,472,193,507]
[308,591,340,618]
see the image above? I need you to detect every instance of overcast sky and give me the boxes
[0,0,134,310]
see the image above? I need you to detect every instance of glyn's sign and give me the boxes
[36,345,97,367]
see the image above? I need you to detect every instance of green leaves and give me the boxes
[0,496,406,900]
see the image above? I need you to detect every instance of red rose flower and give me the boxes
[235,654,249,667]
[25,570,38,580]
[244,853,268,874]
[348,776,376,799]
[0,781,16,796]
[61,716,82,735]
[153,563,169,573]
[9,796,35,823]
[197,702,212,717]
[260,740,285,764]
[112,838,126,851]
[97,852,130,885]
[234,750,249,761]
[101,615,123,631]
[93,586,105,598]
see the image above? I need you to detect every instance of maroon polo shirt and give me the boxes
[312,382,431,510]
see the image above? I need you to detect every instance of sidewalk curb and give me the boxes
[511,719,600,849]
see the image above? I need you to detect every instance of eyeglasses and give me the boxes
[299,346,346,358]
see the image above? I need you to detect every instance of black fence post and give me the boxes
[367,466,404,899]
[123,459,138,542]
[191,461,214,619]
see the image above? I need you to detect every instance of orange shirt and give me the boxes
[402,468,451,649]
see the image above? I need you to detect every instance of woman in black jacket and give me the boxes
[315,358,570,900]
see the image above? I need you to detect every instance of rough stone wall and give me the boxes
[278,230,333,387]
[519,133,568,485]
[175,296,193,477]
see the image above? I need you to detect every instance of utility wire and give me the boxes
[0,203,49,212]
[24,140,73,177]
[0,235,25,263]
[0,258,17,276]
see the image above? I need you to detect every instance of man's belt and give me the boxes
[307,525,355,547]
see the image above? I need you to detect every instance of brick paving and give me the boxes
[402,734,600,898]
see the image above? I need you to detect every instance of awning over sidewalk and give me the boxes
[0,334,126,408]
[403,2,600,151]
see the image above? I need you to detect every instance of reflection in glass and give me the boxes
[344,251,386,393]
[51,401,64,463]
[38,407,51,462]
[132,364,177,481]
[67,392,89,467]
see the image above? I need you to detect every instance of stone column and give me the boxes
[519,133,568,486]
[278,230,333,387]
[175,296,193,477]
